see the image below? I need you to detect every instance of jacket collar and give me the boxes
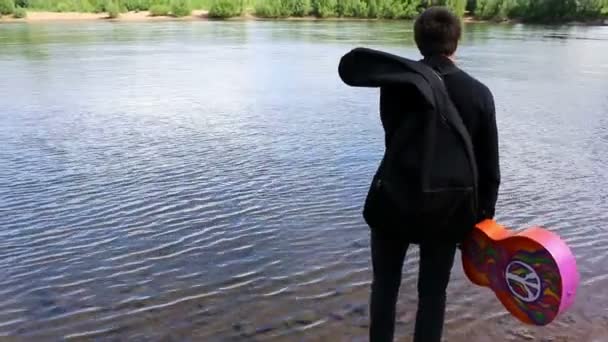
[421,55,459,76]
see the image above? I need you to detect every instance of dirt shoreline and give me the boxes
[1,11,606,25]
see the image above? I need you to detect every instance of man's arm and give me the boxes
[475,87,500,220]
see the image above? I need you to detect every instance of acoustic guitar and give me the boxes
[461,220,579,325]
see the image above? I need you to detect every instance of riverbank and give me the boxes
[2,11,607,25]
[2,10,607,25]
[0,10,211,22]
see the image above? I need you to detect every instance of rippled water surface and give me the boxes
[1,21,608,341]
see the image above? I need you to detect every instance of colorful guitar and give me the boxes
[461,220,579,326]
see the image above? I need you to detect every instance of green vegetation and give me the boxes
[16,0,210,12]
[237,0,608,21]
[170,0,191,16]
[149,3,169,14]
[310,0,335,17]
[469,0,608,22]
[208,0,241,17]
[2,0,605,22]
[13,7,27,15]
[445,0,466,16]
[0,0,15,15]
[291,0,310,16]
[121,0,150,11]
[105,0,118,16]
[255,0,289,17]
[26,0,95,12]
[13,5,27,15]
[252,0,429,19]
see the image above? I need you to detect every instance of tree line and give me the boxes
[209,0,608,20]
[471,0,608,21]
[1,0,606,21]
[0,0,204,18]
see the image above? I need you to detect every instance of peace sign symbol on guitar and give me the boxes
[505,261,542,303]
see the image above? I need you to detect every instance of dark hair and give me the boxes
[414,6,462,57]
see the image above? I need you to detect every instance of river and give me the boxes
[1,20,607,341]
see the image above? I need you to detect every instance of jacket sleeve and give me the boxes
[475,87,500,220]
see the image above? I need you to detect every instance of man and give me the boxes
[366,7,500,342]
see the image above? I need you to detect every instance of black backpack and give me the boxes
[338,48,478,242]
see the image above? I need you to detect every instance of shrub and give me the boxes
[13,5,26,16]
[380,0,399,18]
[475,0,501,19]
[24,0,96,10]
[378,0,418,19]
[0,0,15,14]
[255,0,289,17]
[171,0,191,16]
[446,0,467,17]
[208,0,241,18]
[55,1,70,11]
[51,0,94,12]
[367,0,378,17]
[149,3,169,14]
[291,0,310,16]
[311,0,336,17]
[92,0,117,11]
[337,0,367,17]
[121,0,151,11]
[106,0,119,16]
[92,0,105,12]
[79,0,95,11]
[576,0,608,17]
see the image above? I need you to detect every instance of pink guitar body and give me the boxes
[461,220,579,326]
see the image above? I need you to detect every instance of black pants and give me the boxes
[369,231,457,342]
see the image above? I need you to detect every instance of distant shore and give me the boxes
[0,10,211,22]
[1,11,607,25]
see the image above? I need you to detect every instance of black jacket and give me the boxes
[340,49,500,241]
[374,55,500,222]
[421,55,500,220]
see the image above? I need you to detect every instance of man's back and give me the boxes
[430,57,500,221]
[375,56,500,230]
